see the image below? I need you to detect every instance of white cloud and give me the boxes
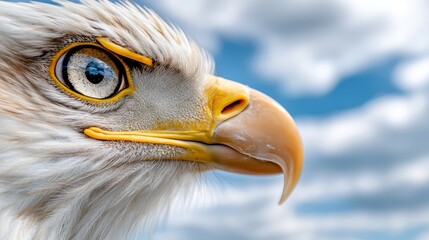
[418,231,429,240]
[153,154,429,239]
[301,93,426,159]
[145,0,429,96]
[394,56,429,91]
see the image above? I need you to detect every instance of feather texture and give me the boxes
[0,1,213,239]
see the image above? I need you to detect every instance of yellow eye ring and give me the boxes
[49,42,135,104]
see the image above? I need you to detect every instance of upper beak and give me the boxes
[210,88,303,203]
[84,76,303,203]
[204,77,303,203]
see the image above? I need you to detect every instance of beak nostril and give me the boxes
[221,99,247,117]
[210,76,250,122]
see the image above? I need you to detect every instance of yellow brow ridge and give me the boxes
[96,37,153,66]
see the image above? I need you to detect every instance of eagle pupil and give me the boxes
[85,61,105,84]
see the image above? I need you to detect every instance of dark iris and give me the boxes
[85,61,105,84]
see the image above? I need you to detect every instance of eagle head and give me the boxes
[0,1,303,239]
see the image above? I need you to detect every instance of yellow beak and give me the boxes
[84,76,303,204]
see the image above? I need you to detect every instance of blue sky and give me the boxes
[11,0,429,239]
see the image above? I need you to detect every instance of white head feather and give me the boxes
[0,1,214,239]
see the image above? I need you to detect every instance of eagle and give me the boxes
[0,1,303,239]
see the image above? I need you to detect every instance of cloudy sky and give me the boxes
[11,0,429,239]
[143,1,429,239]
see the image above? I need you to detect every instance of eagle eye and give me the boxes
[50,43,134,103]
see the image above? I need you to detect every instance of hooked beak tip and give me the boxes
[212,89,303,204]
